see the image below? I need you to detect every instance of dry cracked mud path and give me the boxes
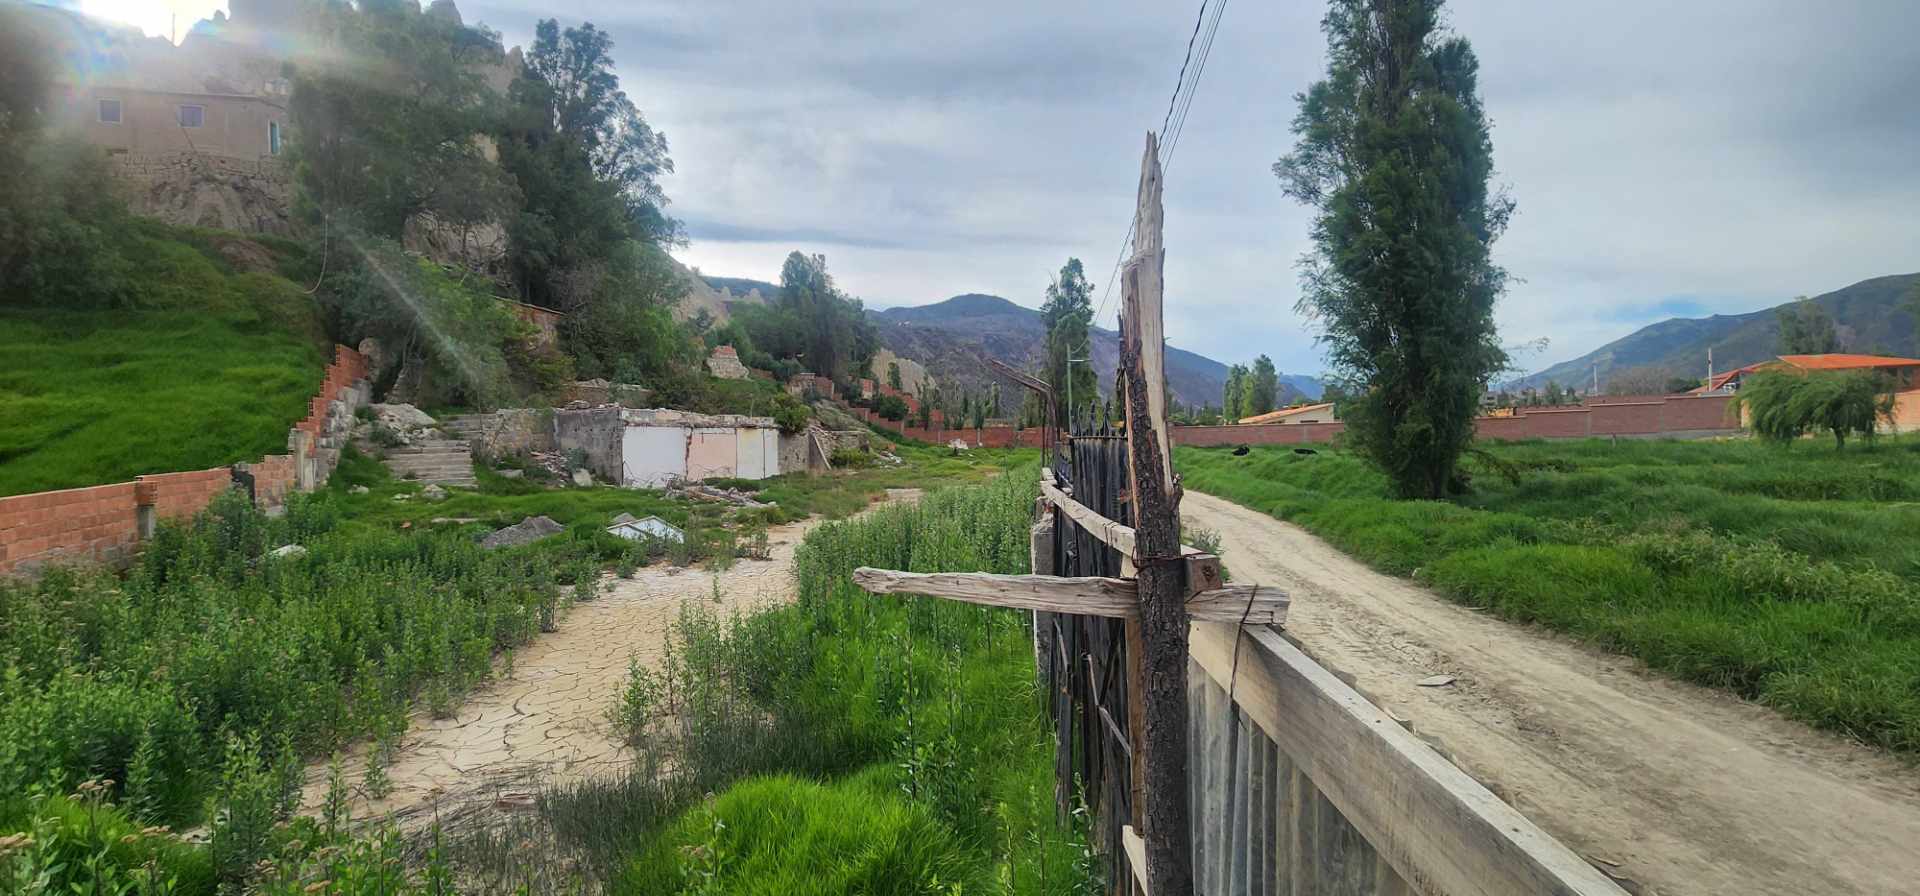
[1184,489,1920,896]
[300,489,922,825]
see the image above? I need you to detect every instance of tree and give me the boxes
[873,394,908,421]
[776,252,876,382]
[1041,258,1097,426]
[290,3,515,240]
[988,383,1002,419]
[1276,0,1512,498]
[1740,369,1890,449]
[1544,381,1567,405]
[887,361,903,392]
[1222,365,1249,421]
[501,19,677,309]
[1776,296,1840,354]
[1248,356,1280,416]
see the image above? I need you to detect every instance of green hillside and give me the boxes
[0,226,328,497]
[1518,273,1920,390]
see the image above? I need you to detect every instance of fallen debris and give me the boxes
[669,482,772,509]
[607,514,684,543]
[480,515,565,549]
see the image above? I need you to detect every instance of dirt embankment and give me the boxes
[1184,489,1920,896]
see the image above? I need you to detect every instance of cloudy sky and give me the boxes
[138,0,1920,377]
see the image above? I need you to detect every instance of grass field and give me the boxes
[0,226,328,498]
[1178,437,1920,753]
[476,467,1093,895]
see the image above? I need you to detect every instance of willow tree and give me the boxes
[1276,0,1512,498]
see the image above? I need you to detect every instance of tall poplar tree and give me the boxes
[1276,0,1512,498]
[1041,258,1097,425]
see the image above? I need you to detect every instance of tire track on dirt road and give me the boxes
[1184,489,1920,896]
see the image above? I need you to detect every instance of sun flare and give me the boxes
[78,0,227,44]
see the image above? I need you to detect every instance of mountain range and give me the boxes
[691,273,1321,409]
[1512,273,1920,391]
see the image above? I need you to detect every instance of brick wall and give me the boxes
[0,483,141,574]
[1169,394,1741,448]
[856,408,1049,447]
[1,345,371,576]
[136,468,234,522]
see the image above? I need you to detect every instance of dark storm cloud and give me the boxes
[465,0,1920,378]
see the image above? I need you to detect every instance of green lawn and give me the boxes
[1178,437,1920,753]
[0,226,328,498]
[0,310,323,497]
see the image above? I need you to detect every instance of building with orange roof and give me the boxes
[1238,402,1339,426]
[1695,353,1920,394]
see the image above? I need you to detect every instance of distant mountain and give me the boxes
[1513,273,1920,391]
[869,293,1312,409]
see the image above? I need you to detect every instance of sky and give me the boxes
[98,0,1920,379]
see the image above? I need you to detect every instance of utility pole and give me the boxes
[1707,347,1714,390]
[1066,354,1088,425]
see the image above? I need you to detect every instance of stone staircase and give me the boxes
[440,414,492,447]
[381,438,478,487]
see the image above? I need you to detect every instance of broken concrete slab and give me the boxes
[480,515,565,550]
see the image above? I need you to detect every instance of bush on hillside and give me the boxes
[325,237,520,409]
[874,394,909,421]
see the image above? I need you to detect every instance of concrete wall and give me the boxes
[621,426,690,488]
[555,408,626,482]
[686,428,739,481]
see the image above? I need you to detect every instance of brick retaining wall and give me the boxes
[0,345,370,576]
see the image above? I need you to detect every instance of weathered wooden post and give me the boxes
[1115,131,1192,896]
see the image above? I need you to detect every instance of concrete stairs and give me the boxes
[440,414,492,447]
[381,438,478,487]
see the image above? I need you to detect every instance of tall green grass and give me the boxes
[0,489,618,830]
[0,226,330,497]
[1178,438,1920,752]
[542,469,1093,894]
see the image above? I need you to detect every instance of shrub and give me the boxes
[873,394,909,421]
[1740,369,1892,449]
[618,772,987,896]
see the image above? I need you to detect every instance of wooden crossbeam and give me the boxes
[850,568,1287,625]
[1038,474,1224,595]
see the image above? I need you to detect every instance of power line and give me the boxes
[1162,1,1211,137]
[1093,0,1229,329]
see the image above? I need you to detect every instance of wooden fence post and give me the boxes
[1118,131,1193,896]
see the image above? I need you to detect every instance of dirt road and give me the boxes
[1184,489,1920,896]
[300,490,921,823]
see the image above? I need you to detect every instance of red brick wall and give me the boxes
[298,345,369,440]
[0,482,140,574]
[1172,422,1347,447]
[239,454,298,508]
[1657,395,1740,431]
[1168,394,1741,447]
[855,408,1048,448]
[135,468,233,522]
[1,344,369,575]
